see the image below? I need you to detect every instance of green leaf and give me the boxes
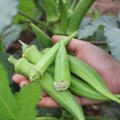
[104,27,120,62]
[2,25,22,48]
[0,0,18,33]
[14,0,37,23]
[0,40,5,52]
[78,16,117,39]
[80,17,91,29]
[0,62,17,120]
[16,81,42,120]
[30,23,52,48]
[0,52,14,82]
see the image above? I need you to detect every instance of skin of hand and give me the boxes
[12,35,120,108]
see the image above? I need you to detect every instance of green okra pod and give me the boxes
[8,56,33,79]
[54,39,70,91]
[40,73,85,120]
[42,0,60,22]
[22,44,42,64]
[67,0,95,35]
[41,48,50,54]
[20,44,120,101]
[29,31,78,81]
[30,23,52,48]
[47,66,120,101]
[10,57,85,120]
[68,55,120,103]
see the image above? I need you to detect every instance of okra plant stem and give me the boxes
[67,0,95,35]
[59,0,70,34]
[18,10,46,27]
[42,0,60,22]
[70,0,79,11]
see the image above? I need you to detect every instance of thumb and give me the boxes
[52,35,84,55]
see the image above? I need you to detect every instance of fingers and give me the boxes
[52,35,83,55]
[12,74,29,85]
[42,92,48,97]
[38,97,59,108]
[19,80,29,88]
[12,75,101,108]
[37,95,102,108]
[75,96,102,106]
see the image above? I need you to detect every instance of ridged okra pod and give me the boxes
[42,0,59,22]
[22,44,42,64]
[29,31,77,81]
[21,46,120,101]
[67,0,95,35]
[54,39,70,91]
[8,56,33,79]
[40,73,85,120]
[30,23,52,48]
[47,66,120,101]
[10,57,85,120]
[68,55,120,103]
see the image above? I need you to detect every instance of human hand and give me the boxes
[12,35,120,108]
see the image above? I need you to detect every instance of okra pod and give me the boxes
[8,56,33,79]
[30,23,52,48]
[10,57,85,120]
[40,73,85,120]
[67,0,95,35]
[29,31,77,81]
[22,44,42,64]
[54,39,70,91]
[21,44,120,101]
[68,55,120,103]
[47,66,120,101]
[41,48,50,54]
[42,0,60,22]
[20,43,120,100]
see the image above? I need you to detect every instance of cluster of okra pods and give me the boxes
[9,30,120,120]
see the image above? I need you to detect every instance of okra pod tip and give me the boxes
[8,55,18,65]
[18,40,29,53]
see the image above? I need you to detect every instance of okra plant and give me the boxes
[1,0,120,119]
